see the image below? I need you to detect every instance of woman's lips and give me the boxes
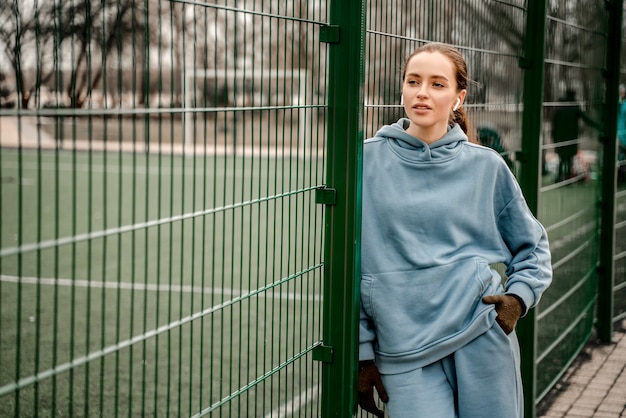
[412,104,432,113]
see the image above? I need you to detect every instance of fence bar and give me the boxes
[517,0,548,417]
[319,1,367,416]
[597,0,624,342]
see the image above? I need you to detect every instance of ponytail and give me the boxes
[451,107,478,144]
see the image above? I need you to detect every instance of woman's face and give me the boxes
[402,51,466,143]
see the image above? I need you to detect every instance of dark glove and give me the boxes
[358,360,389,418]
[482,294,524,335]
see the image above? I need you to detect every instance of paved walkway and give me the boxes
[538,319,626,418]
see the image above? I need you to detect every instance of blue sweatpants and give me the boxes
[380,324,523,418]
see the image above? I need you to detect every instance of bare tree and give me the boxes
[62,0,147,108]
[0,0,61,108]
[0,0,148,109]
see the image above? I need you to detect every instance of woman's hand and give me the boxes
[482,294,524,335]
[358,360,389,417]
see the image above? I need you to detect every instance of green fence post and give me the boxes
[517,0,547,417]
[597,0,623,342]
[318,0,367,417]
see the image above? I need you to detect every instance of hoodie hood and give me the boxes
[372,118,467,162]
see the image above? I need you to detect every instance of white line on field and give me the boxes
[0,266,323,399]
[549,221,596,252]
[0,184,320,258]
[0,275,322,302]
[264,385,319,418]
[1,160,191,175]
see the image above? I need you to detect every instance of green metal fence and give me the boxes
[536,0,608,407]
[608,0,626,330]
[1,1,329,416]
[1,1,625,417]
[359,1,625,417]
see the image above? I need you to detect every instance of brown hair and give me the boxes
[402,43,478,143]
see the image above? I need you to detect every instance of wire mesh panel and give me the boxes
[616,179,626,319]
[0,0,329,416]
[361,1,526,416]
[2,0,624,416]
[616,185,626,321]
[361,0,617,416]
[615,1,626,324]
[536,0,609,400]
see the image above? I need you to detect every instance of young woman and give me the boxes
[358,42,552,417]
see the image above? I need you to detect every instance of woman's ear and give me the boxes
[454,90,468,111]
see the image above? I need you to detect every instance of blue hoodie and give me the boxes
[359,119,552,374]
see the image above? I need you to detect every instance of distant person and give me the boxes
[551,89,597,182]
[617,84,626,182]
[477,125,513,169]
[618,84,626,161]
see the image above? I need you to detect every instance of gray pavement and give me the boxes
[538,319,626,418]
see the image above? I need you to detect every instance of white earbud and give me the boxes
[453,98,461,111]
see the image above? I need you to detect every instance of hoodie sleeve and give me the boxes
[497,189,553,315]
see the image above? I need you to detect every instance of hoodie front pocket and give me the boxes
[363,258,496,357]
